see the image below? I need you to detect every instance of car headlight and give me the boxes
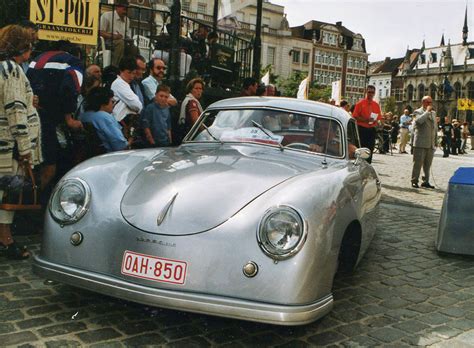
[49,178,91,225]
[257,206,306,260]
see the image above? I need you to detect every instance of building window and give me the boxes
[430,52,437,63]
[263,16,271,27]
[292,50,300,63]
[429,84,437,100]
[182,1,190,11]
[197,3,207,13]
[468,81,474,99]
[302,51,310,65]
[407,84,414,101]
[267,46,276,65]
[418,84,425,100]
[420,54,426,64]
[236,11,244,22]
[454,82,462,99]
[322,32,337,45]
[315,50,321,63]
[348,58,353,68]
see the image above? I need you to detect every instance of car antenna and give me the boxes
[252,120,284,151]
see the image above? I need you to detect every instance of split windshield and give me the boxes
[186,109,345,158]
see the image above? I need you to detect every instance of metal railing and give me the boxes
[97,3,253,86]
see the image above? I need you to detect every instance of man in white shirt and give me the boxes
[142,58,177,106]
[399,109,412,154]
[99,0,138,67]
[111,57,143,123]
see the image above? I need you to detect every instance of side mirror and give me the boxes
[354,148,371,165]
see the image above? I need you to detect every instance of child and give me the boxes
[142,85,172,147]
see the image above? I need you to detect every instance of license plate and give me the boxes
[121,250,187,285]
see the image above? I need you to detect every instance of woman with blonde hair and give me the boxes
[0,25,42,259]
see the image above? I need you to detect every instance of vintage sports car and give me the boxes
[34,97,381,325]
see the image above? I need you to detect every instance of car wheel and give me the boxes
[337,222,362,274]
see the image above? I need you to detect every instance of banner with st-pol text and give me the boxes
[30,0,100,45]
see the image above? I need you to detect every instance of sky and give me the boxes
[271,0,473,62]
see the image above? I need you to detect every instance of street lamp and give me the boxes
[252,0,263,80]
[168,0,181,94]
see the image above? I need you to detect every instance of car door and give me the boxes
[347,119,381,245]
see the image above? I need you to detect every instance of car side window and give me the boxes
[347,120,360,148]
[347,120,360,159]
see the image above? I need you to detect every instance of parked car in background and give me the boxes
[34,97,381,325]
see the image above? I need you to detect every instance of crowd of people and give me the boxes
[1,14,474,259]
[0,14,282,260]
[0,18,210,259]
[340,86,474,189]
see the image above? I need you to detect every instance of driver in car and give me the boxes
[309,119,342,156]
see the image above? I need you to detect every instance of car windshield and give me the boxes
[186,109,345,158]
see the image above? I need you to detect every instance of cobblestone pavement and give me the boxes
[1,148,474,347]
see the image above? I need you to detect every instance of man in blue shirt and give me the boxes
[80,87,129,152]
[399,109,412,154]
[142,58,177,107]
[143,85,172,147]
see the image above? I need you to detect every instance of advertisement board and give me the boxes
[30,0,100,45]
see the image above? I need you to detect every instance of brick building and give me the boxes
[291,20,368,104]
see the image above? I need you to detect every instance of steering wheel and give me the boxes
[286,142,311,150]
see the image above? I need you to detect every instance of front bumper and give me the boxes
[33,256,333,326]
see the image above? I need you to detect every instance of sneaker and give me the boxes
[411,182,419,188]
[421,182,435,189]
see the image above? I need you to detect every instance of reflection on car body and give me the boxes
[33,97,381,326]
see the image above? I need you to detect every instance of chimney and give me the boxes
[385,57,390,63]
[336,21,342,27]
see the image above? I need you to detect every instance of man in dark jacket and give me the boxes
[27,41,83,192]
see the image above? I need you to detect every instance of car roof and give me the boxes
[206,97,352,124]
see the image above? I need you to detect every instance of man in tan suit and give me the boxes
[411,96,438,188]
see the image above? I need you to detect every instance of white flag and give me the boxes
[331,80,341,105]
[261,71,270,85]
[219,0,253,19]
[297,77,308,100]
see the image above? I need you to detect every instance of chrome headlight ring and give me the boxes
[49,178,91,225]
[257,206,307,260]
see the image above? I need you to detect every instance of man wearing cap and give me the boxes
[411,96,438,189]
[99,0,138,67]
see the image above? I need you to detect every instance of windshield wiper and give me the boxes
[252,120,284,151]
[202,124,223,144]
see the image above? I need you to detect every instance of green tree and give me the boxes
[384,96,396,113]
[308,85,332,102]
[277,71,307,97]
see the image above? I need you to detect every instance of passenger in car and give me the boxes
[262,115,281,132]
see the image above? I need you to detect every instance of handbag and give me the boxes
[0,162,41,211]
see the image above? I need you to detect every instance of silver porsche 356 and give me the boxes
[34,97,381,325]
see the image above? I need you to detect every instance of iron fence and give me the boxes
[97,3,253,86]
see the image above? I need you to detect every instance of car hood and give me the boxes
[121,144,314,235]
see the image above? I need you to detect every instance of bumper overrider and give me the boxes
[33,256,333,325]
